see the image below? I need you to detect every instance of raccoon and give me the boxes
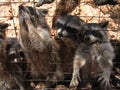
[0,23,25,90]
[19,5,63,88]
[54,16,115,90]
[70,21,115,90]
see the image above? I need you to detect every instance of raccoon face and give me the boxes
[83,21,109,44]
[55,15,84,40]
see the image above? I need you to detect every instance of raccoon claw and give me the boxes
[97,73,111,88]
[69,74,81,88]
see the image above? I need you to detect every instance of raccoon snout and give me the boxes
[54,33,62,40]
[84,35,91,42]
[58,32,62,36]
[84,35,96,43]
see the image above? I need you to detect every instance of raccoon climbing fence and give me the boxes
[0,0,120,90]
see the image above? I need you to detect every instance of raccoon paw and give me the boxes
[69,74,81,88]
[0,81,11,89]
[97,72,111,88]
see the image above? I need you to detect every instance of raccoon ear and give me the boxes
[100,21,109,28]
[81,23,89,30]
[38,9,48,16]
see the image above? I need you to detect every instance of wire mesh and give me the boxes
[0,0,120,90]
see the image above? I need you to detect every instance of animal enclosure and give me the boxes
[0,0,120,90]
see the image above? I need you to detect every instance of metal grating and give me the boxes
[0,0,120,90]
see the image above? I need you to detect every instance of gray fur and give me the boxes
[0,23,25,90]
[55,15,115,90]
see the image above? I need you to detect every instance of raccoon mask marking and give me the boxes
[36,0,54,7]
[54,15,84,42]
[83,21,109,44]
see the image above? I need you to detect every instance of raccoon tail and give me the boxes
[52,0,79,28]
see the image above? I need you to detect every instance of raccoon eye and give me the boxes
[84,35,97,43]
[55,22,64,29]
[91,31,103,38]
[84,35,90,42]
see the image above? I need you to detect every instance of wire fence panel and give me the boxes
[0,0,120,90]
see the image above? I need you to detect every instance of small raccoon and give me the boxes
[94,0,119,5]
[19,5,63,88]
[6,37,26,75]
[36,0,54,7]
[70,21,115,90]
[0,23,25,90]
[54,16,115,90]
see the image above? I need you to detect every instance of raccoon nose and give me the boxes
[58,32,62,36]
[84,36,90,42]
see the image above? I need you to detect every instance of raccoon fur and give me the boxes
[54,15,115,90]
[19,5,63,88]
[0,23,25,90]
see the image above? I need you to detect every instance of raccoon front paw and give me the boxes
[97,72,111,88]
[69,74,81,88]
[0,81,11,89]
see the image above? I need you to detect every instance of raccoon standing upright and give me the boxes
[19,5,64,88]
